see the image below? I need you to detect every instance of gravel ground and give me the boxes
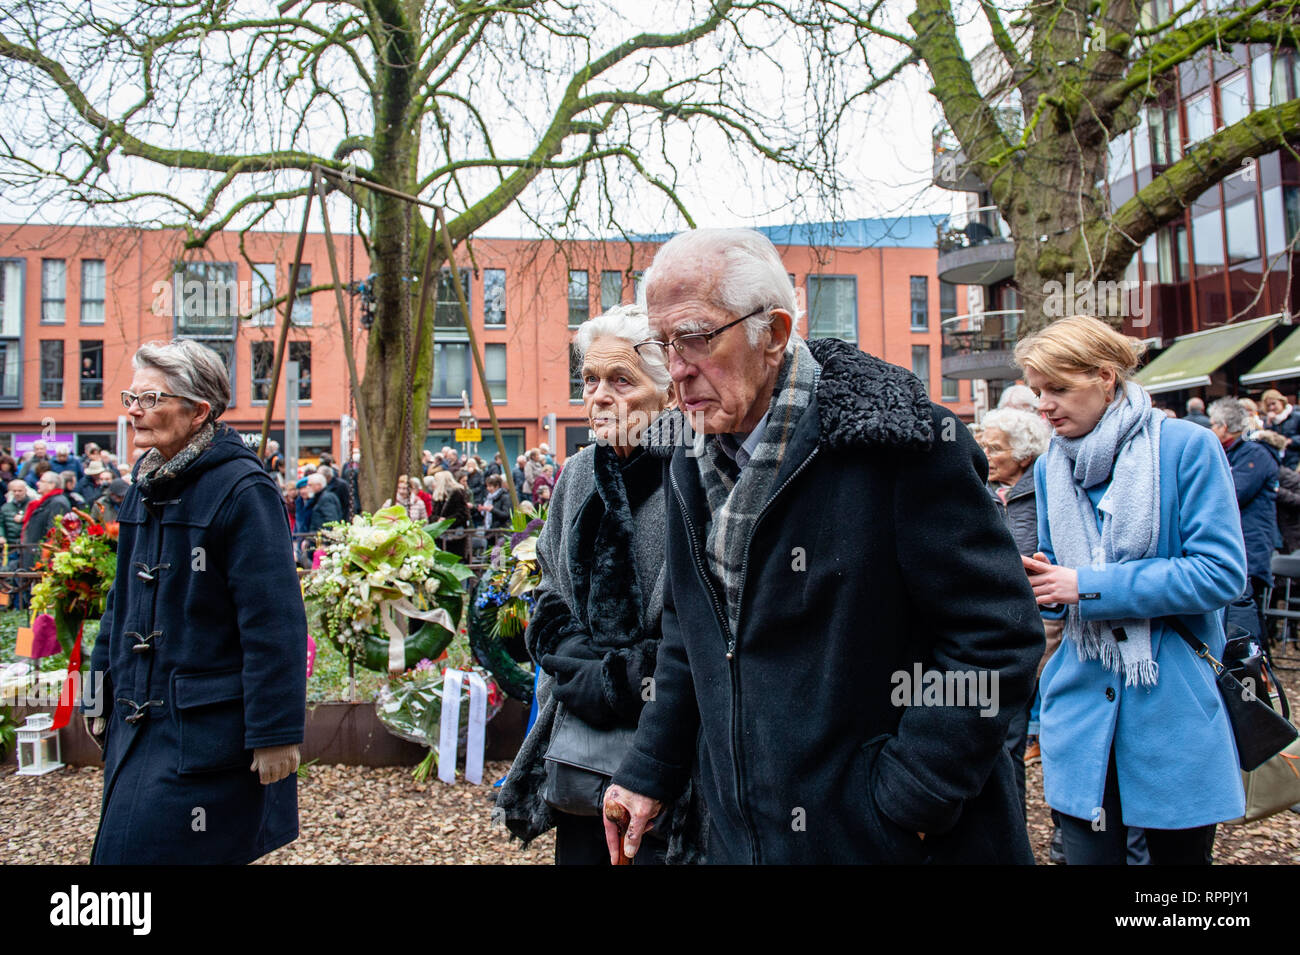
[3,754,1296,864]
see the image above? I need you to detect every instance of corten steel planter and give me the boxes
[11,698,528,769]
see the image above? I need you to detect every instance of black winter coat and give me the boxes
[308,487,344,533]
[1227,436,1279,583]
[88,426,306,864]
[1276,465,1300,553]
[989,469,1039,557]
[612,338,1043,864]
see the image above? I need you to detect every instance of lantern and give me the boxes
[15,712,64,776]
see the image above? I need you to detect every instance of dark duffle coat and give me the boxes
[89,426,307,864]
[612,338,1044,864]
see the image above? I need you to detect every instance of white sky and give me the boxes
[0,0,996,238]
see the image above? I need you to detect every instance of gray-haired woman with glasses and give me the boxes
[86,339,307,864]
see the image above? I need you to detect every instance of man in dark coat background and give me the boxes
[87,340,305,865]
[21,469,70,569]
[603,228,1043,865]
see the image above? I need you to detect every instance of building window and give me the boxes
[251,263,276,326]
[939,281,958,322]
[1148,106,1181,166]
[942,376,959,402]
[909,276,929,330]
[291,264,312,325]
[569,347,583,401]
[1225,200,1260,264]
[600,270,622,312]
[81,259,105,326]
[806,275,857,342]
[485,343,506,403]
[251,341,274,402]
[1191,209,1224,276]
[1107,129,1133,180]
[631,270,645,302]
[79,340,103,404]
[40,340,63,405]
[568,270,590,326]
[1286,186,1300,247]
[430,341,470,402]
[41,260,65,324]
[176,261,237,337]
[1183,91,1213,146]
[435,269,471,329]
[0,261,22,404]
[252,340,311,402]
[484,269,506,326]
[911,344,931,397]
[289,341,311,401]
[1156,225,1190,283]
[1219,71,1249,128]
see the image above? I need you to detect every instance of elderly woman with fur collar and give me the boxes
[495,305,702,864]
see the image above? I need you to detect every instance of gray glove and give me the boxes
[84,715,106,751]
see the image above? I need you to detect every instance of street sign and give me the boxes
[455,428,482,442]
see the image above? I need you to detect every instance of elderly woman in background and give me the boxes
[1017,316,1247,865]
[496,304,703,865]
[86,339,306,865]
[1262,388,1300,469]
[394,473,428,523]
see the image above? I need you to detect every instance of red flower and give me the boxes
[87,524,105,537]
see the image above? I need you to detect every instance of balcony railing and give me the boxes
[937,205,1011,253]
[941,309,1024,355]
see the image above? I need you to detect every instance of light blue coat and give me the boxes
[1034,418,1247,829]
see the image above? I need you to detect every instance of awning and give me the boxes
[1134,314,1282,394]
[1241,324,1300,386]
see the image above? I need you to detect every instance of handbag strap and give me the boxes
[1163,614,1293,721]
[1161,615,1224,673]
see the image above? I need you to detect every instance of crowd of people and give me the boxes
[256,437,566,564]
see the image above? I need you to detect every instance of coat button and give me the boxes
[1105,687,1115,701]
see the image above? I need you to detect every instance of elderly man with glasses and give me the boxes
[602,228,1043,865]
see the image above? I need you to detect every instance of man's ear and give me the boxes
[663,381,678,412]
[764,309,793,366]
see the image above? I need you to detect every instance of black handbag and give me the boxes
[541,703,635,816]
[1164,616,1298,772]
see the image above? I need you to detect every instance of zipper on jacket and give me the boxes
[669,465,761,862]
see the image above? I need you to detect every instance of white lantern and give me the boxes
[15,712,64,776]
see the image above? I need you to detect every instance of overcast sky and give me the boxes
[0,0,996,239]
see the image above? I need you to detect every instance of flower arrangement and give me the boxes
[468,503,546,702]
[301,505,473,670]
[375,658,503,781]
[30,512,119,629]
[474,503,547,639]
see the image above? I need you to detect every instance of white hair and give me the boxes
[641,228,803,354]
[133,339,230,421]
[979,408,1051,463]
[998,384,1039,412]
[306,473,327,489]
[571,304,672,391]
[1209,397,1249,434]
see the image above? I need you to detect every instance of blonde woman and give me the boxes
[1017,315,1247,865]
[431,469,472,558]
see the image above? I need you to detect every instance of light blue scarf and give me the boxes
[1044,380,1164,686]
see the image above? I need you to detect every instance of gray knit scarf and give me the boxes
[697,337,819,634]
[1044,380,1164,686]
[135,420,220,497]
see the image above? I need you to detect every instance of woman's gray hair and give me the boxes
[640,228,803,354]
[1209,396,1249,434]
[571,304,671,392]
[979,408,1051,463]
[133,339,230,421]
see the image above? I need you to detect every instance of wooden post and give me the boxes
[258,188,314,458]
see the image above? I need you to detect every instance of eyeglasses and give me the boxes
[634,307,767,364]
[121,390,190,411]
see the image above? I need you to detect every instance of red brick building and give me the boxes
[0,218,968,468]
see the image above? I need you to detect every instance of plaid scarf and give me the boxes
[697,337,819,634]
[135,420,220,497]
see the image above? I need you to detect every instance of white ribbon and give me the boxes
[436,668,488,785]
[437,668,464,784]
[464,671,487,785]
[380,598,455,676]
